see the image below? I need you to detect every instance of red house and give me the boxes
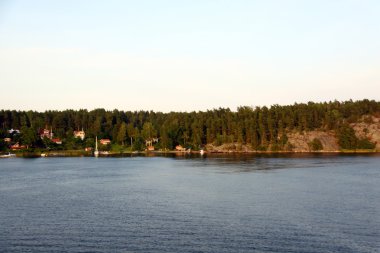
[10,142,27,150]
[51,138,62,145]
[100,139,111,145]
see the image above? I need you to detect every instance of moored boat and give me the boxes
[0,152,16,158]
[94,136,99,157]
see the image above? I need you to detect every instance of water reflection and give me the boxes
[43,152,380,174]
[169,153,379,174]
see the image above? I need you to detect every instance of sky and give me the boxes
[0,0,379,112]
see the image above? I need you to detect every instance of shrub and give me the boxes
[285,143,294,151]
[270,144,281,151]
[337,125,358,149]
[357,138,376,149]
[308,138,323,151]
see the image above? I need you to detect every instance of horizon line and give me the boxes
[1,98,377,113]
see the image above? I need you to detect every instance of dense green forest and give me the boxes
[0,99,379,152]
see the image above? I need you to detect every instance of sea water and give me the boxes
[0,154,379,252]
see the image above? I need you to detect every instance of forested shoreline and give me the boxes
[1,99,379,153]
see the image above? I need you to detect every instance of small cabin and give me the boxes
[40,128,53,139]
[85,147,93,151]
[4,138,11,143]
[100,139,111,145]
[10,142,27,150]
[147,146,155,151]
[175,145,186,151]
[73,130,85,140]
[51,138,62,145]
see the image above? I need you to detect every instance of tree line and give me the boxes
[0,99,379,151]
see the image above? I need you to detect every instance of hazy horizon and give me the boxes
[1,0,379,112]
[0,98,377,114]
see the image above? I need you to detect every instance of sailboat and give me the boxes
[94,136,99,157]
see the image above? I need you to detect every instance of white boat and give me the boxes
[94,136,99,157]
[41,153,47,157]
[0,152,16,158]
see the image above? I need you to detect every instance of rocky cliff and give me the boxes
[206,116,380,152]
[350,116,380,151]
[286,130,339,152]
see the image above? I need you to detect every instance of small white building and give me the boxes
[8,129,20,134]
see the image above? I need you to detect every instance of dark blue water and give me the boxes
[0,155,379,253]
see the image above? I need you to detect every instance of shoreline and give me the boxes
[1,149,379,158]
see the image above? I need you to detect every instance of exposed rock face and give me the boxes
[206,143,252,152]
[286,116,380,152]
[287,131,339,152]
[205,116,380,152]
[350,116,380,151]
[206,131,342,152]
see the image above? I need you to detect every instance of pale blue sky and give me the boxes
[0,0,379,112]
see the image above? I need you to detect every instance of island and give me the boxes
[1,99,379,157]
